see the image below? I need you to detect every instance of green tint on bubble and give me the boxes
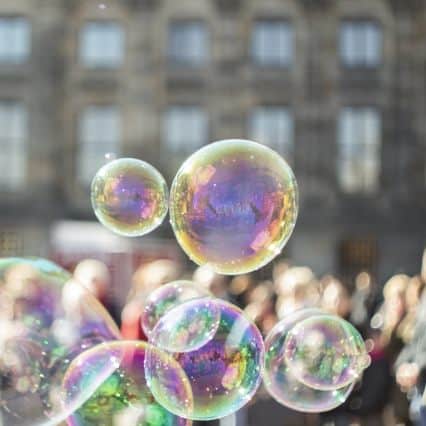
[63,341,192,426]
[145,299,264,421]
[169,139,298,275]
[284,314,370,391]
[91,158,168,237]
[0,257,120,426]
[263,309,355,413]
[148,298,221,353]
[141,280,212,338]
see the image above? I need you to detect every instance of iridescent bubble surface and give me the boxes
[284,314,369,390]
[263,309,355,413]
[141,280,212,338]
[146,299,264,420]
[148,298,221,353]
[169,139,298,275]
[0,257,120,426]
[91,158,168,237]
[63,341,192,426]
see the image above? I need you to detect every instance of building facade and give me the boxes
[0,0,424,283]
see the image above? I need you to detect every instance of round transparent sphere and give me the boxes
[169,139,298,275]
[284,313,370,390]
[91,158,168,237]
[63,341,191,426]
[263,309,355,413]
[141,280,211,338]
[0,257,120,426]
[145,299,264,420]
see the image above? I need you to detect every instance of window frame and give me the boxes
[79,20,125,69]
[0,16,31,64]
[251,18,293,68]
[337,106,381,194]
[339,19,382,69]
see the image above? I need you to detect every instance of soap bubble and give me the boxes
[284,313,370,390]
[263,309,355,413]
[91,158,168,237]
[146,299,264,420]
[0,257,120,426]
[148,298,221,353]
[63,341,192,426]
[141,280,212,338]
[169,139,298,275]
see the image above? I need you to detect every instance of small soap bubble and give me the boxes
[284,313,370,390]
[141,280,212,338]
[91,158,168,237]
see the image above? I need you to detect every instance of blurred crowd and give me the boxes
[69,250,426,426]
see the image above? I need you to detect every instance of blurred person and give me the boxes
[366,273,409,425]
[73,259,120,324]
[121,259,182,340]
[193,265,230,300]
[320,275,351,319]
[395,267,426,425]
[350,272,377,336]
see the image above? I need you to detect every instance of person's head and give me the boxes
[321,275,351,317]
[128,259,182,302]
[405,275,424,311]
[73,259,110,300]
[355,271,372,293]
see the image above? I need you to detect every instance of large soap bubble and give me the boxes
[145,299,264,420]
[263,309,355,413]
[284,313,370,390]
[169,139,298,275]
[0,257,120,426]
[63,341,192,426]
[141,280,212,338]
[91,158,168,237]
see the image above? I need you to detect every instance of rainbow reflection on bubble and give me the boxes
[141,280,212,338]
[169,139,298,275]
[263,309,355,413]
[0,257,121,426]
[91,158,168,237]
[284,314,370,391]
[148,298,221,353]
[146,299,264,420]
[63,341,192,426]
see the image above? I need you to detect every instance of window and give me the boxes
[168,21,208,67]
[163,106,207,153]
[340,21,381,67]
[0,101,27,189]
[252,20,293,67]
[80,21,124,68]
[338,107,381,193]
[78,106,121,185]
[249,107,293,157]
[0,17,30,63]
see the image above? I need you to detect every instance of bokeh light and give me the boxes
[169,139,298,275]
[91,158,168,237]
[146,299,264,420]
[63,340,192,426]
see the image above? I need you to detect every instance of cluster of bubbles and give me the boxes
[0,139,370,424]
[91,139,298,275]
